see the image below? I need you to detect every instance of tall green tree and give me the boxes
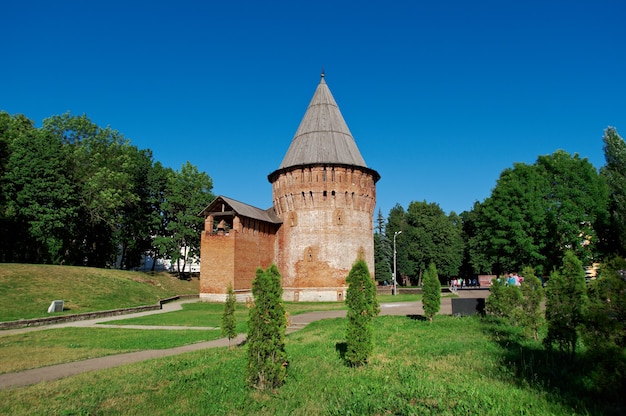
[460,202,493,275]
[156,162,214,276]
[404,201,464,283]
[422,262,441,322]
[144,162,174,271]
[345,259,379,367]
[374,209,392,284]
[600,127,626,256]
[470,150,608,275]
[471,163,549,275]
[116,147,156,269]
[544,251,588,359]
[246,264,288,391]
[42,113,140,267]
[2,120,78,263]
[386,204,408,285]
[538,151,608,269]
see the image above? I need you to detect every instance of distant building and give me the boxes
[199,73,380,301]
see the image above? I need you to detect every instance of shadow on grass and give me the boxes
[335,342,347,360]
[406,314,428,321]
[480,317,626,416]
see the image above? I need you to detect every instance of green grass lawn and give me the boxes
[0,264,199,321]
[0,327,230,374]
[2,315,621,415]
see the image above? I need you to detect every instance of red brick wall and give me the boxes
[200,231,235,294]
[271,165,377,288]
[200,217,277,295]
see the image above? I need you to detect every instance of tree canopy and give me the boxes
[466,150,608,275]
[0,111,214,269]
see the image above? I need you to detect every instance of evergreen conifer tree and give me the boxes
[246,264,288,390]
[517,266,544,339]
[345,259,379,367]
[422,262,441,322]
[221,284,237,348]
[544,251,587,358]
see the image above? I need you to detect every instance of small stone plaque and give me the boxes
[47,300,64,313]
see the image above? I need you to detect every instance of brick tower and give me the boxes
[267,73,380,301]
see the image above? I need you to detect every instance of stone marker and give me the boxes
[47,300,64,313]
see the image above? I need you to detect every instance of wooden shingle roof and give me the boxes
[275,74,373,171]
[199,196,282,224]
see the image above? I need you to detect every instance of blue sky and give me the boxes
[2,1,625,217]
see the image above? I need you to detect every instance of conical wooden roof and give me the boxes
[276,74,371,171]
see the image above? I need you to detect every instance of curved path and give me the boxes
[0,289,488,390]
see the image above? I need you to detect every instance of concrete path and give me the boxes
[0,289,489,390]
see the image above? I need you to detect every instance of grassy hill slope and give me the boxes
[0,264,199,322]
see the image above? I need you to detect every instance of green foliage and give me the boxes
[469,150,608,275]
[158,162,214,277]
[584,257,626,350]
[580,257,626,393]
[405,201,464,281]
[387,201,463,284]
[222,284,238,347]
[600,127,626,256]
[374,209,392,283]
[485,278,522,320]
[516,266,545,339]
[246,264,288,391]
[421,262,441,322]
[0,111,214,268]
[345,259,379,366]
[544,251,588,358]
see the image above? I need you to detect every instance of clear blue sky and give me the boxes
[2,1,625,217]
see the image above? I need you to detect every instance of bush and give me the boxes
[345,259,379,367]
[543,251,587,359]
[221,284,237,348]
[485,277,521,320]
[422,262,441,322]
[246,264,288,390]
[516,266,544,339]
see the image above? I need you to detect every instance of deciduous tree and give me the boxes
[404,201,464,283]
[157,162,214,277]
[600,127,626,256]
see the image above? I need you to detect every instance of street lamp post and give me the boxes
[393,230,402,296]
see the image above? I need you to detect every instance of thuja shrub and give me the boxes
[221,284,237,348]
[485,278,521,320]
[516,266,544,340]
[345,259,379,367]
[544,251,587,359]
[422,262,441,322]
[246,264,288,390]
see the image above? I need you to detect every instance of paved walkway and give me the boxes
[0,289,489,390]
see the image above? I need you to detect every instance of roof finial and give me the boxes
[321,67,325,79]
